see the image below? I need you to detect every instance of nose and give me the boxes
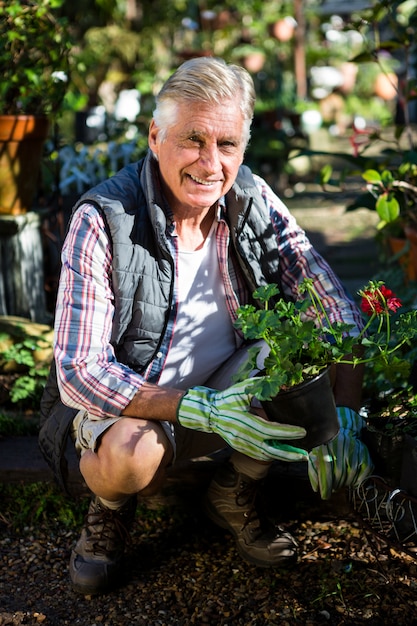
[199,143,221,172]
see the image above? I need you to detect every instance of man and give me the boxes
[39,57,372,596]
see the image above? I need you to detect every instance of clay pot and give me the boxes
[403,224,417,279]
[374,72,398,100]
[243,52,265,74]
[0,115,49,215]
[387,235,417,282]
[271,18,295,42]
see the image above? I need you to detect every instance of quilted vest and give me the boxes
[70,152,282,373]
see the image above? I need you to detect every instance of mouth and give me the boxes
[188,174,220,187]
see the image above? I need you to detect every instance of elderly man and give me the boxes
[39,57,371,596]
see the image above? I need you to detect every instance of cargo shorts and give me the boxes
[71,340,268,463]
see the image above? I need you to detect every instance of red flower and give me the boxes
[361,285,402,317]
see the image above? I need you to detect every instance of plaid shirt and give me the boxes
[54,173,363,419]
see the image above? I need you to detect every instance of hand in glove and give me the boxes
[308,406,374,500]
[177,379,309,463]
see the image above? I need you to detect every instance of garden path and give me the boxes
[287,187,380,298]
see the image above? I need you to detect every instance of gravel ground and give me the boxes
[1,465,417,626]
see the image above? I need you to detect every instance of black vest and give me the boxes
[74,153,282,371]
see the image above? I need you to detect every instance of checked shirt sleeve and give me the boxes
[54,204,144,419]
[252,174,364,335]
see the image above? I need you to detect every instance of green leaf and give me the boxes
[350,51,376,63]
[376,194,400,223]
[381,170,394,185]
[362,169,382,183]
[253,283,280,304]
[319,164,332,185]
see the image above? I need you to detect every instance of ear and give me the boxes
[148,119,159,156]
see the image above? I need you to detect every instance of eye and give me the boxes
[188,135,203,145]
[219,140,239,152]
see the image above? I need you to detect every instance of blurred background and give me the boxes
[1,0,417,321]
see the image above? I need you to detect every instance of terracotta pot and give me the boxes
[387,235,417,281]
[374,72,398,101]
[0,115,49,215]
[270,18,295,42]
[243,52,265,73]
[403,224,417,279]
[261,367,339,451]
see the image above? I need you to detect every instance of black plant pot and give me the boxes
[362,418,405,486]
[261,367,339,451]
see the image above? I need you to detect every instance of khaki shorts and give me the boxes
[71,340,268,463]
[71,411,225,463]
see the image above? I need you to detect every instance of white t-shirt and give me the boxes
[159,221,236,389]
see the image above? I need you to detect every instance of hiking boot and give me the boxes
[69,496,137,595]
[203,462,298,568]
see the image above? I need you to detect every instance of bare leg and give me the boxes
[79,417,173,500]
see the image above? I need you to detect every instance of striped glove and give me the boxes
[177,379,308,463]
[308,406,374,500]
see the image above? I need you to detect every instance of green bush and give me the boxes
[0,318,53,409]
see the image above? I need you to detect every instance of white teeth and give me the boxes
[190,174,215,186]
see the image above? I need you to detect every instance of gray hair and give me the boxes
[153,57,256,148]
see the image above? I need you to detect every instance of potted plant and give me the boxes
[233,279,417,451]
[360,385,417,487]
[357,275,417,486]
[0,0,72,215]
[315,139,417,281]
[358,161,417,274]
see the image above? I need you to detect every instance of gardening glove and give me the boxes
[177,378,309,463]
[308,406,374,500]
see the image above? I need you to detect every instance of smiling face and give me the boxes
[148,99,246,216]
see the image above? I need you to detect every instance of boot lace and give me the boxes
[84,500,133,556]
[235,479,261,530]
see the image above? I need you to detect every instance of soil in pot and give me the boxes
[261,367,339,451]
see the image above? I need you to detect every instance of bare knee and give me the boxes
[80,418,172,499]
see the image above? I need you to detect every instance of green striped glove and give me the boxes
[177,379,309,462]
[308,406,374,500]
